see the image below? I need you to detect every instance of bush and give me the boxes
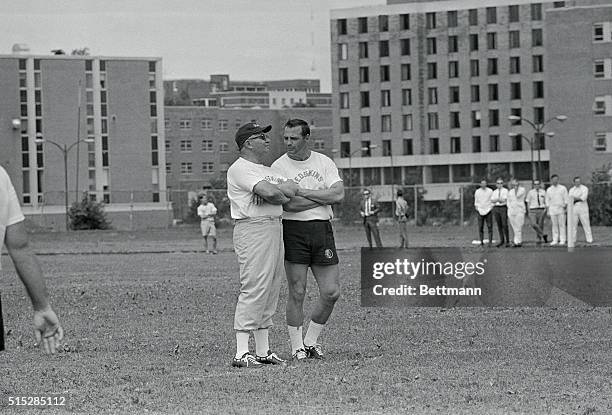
[68,197,111,230]
[589,165,612,226]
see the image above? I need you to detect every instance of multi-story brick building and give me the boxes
[0,54,169,230]
[330,0,612,203]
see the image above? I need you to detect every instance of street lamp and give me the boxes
[507,132,535,181]
[34,137,94,231]
[508,114,567,181]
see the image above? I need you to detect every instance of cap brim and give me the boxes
[261,125,272,133]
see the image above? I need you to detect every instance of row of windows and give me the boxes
[170,162,224,175]
[336,3,563,35]
[172,139,230,153]
[338,56,544,84]
[340,107,545,134]
[338,29,543,60]
[170,118,253,131]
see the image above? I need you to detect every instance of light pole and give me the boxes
[508,115,567,181]
[507,132,535,181]
[34,137,94,231]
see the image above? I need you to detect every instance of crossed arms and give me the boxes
[282,181,345,212]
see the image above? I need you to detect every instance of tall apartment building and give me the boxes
[331,0,612,202]
[164,107,333,191]
[0,54,169,230]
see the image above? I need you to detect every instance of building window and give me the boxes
[447,10,458,27]
[181,162,192,175]
[402,88,412,106]
[509,31,521,48]
[449,86,460,103]
[339,68,349,84]
[470,60,479,77]
[401,13,410,30]
[533,81,544,98]
[340,92,349,109]
[593,24,604,42]
[361,116,371,133]
[489,135,500,152]
[532,29,543,47]
[489,109,500,126]
[340,142,350,157]
[428,87,438,105]
[380,65,390,82]
[179,119,192,130]
[358,17,368,33]
[449,61,460,78]
[361,91,370,108]
[510,56,521,74]
[400,38,411,56]
[533,55,544,73]
[510,108,522,126]
[379,15,388,31]
[427,62,437,79]
[554,2,565,8]
[531,3,542,20]
[166,163,171,174]
[361,140,372,157]
[594,60,605,78]
[202,139,213,152]
[472,110,481,127]
[359,42,369,59]
[593,97,606,115]
[426,12,436,29]
[429,137,439,154]
[471,85,480,102]
[534,107,545,124]
[450,137,461,153]
[469,34,479,51]
[469,9,478,26]
[381,115,392,132]
[448,36,458,53]
[428,112,439,130]
[508,5,520,23]
[379,40,389,57]
[403,139,413,155]
[487,32,497,50]
[337,19,347,35]
[486,7,497,24]
[340,117,350,133]
[381,90,391,107]
[202,162,214,174]
[219,119,228,131]
[313,140,325,150]
[338,43,348,60]
[450,112,461,129]
[382,139,392,156]
[403,114,413,131]
[488,58,498,75]
[594,132,607,151]
[510,82,521,100]
[201,118,212,129]
[512,135,523,151]
[180,140,192,152]
[488,84,499,101]
[219,142,229,152]
[360,66,369,83]
[401,63,411,81]
[427,37,437,54]
[472,136,482,153]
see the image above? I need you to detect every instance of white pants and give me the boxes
[550,213,566,244]
[571,203,593,243]
[508,211,525,244]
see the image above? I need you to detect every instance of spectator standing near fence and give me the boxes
[395,190,409,248]
[197,194,218,254]
[507,178,526,247]
[474,179,494,247]
[525,180,548,245]
[359,189,383,248]
[546,174,568,246]
[491,178,510,248]
[568,176,593,245]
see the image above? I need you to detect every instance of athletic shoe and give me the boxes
[292,348,307,361]
[212,250,218,255]
[505,243,512,248]
[256,350,287,366]
[495,242,505,248]
[550,241,558,246]
[304,344,324,359]
[232,352,263,368]
[543,234,549,243]
[205,250,210,254]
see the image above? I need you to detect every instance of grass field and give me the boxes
[1,225,612,414]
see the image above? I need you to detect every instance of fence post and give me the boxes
[413,185,418,226]
[460,186,464,226]
[130,191,134,231]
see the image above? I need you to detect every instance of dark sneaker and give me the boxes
[543,234,549,243]
[292,348,307,361]
[256,351,287,366]
[232,352,263,368]
[304,344,324,359]
[212,250,218,255]
[496,242,505,248]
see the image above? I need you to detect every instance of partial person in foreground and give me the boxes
[395,190,409,248]
[197,193,218,254]
[545,174,568,246]
[568,176,593,245]
[0,165,63,354]
[226,123,298,368]
[360,189,383,248]
[474,179,493,246]
[507,178,526,247]
[272,119,344,361]
[525,180,548,245]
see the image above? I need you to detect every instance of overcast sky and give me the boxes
[1,0,385,91]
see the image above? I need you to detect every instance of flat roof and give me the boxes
[0,54,161,61]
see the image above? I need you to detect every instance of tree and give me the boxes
[589,164,612,225]
[71,47,90,56]
[68,196,110,230]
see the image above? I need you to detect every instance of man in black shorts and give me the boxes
[271,119,344,361]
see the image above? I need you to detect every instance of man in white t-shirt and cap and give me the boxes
[196,193,218,254]
[271,118,344,361]
[473,179,493,246]
[0,165,63,353]
[226,122,298,368]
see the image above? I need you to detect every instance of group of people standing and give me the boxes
[474,175,593,247]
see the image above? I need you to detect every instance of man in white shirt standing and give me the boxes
[0,165,63,353]
[568,176,593,245]
[490,177,510,247]
[545,174,568,246]
[226,122,298,368]
[197,194,218,254]
[525,180,548,245]
[507,178,527,247]
[473,179,493,246]
[272,118,344,361]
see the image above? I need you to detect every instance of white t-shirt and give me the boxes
[271,151,342,221]
[546,184,568,215]
[227,157,286,220]
[197,202,217,222]
[0,166,26,270]
[474,187,493,216]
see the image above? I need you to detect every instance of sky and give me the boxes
[1,0,385,92]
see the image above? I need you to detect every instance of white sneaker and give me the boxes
[559,241,566,246]
[550,241,558,246]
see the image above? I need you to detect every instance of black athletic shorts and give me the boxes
[282,219,339,266]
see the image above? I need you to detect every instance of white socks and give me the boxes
[253,329,269,357]
[304,321,324,347]
[235,331,250,359]
[288,326,303,353]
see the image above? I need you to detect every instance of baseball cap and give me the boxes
[235,122,272,150]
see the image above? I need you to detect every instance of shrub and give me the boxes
[68,196,111,230]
